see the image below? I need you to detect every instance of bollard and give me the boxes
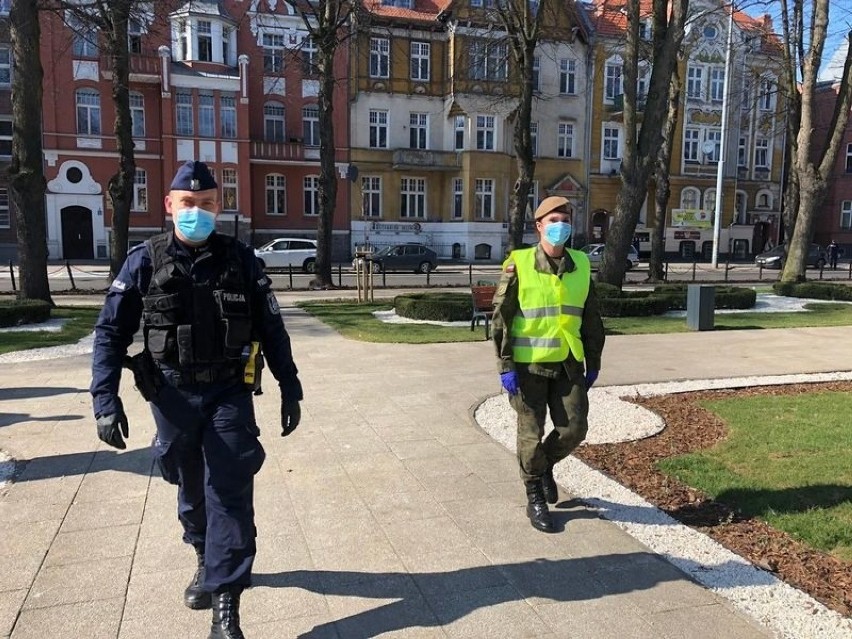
[468,264,473,287]
[9,260,16,292]
[337,263,342,287]
[849,261,851,280]
[758,264,763,280]
[664,262,668,281]
[818,263,824,280]
[288,264,293,289]
[691,260,697,281]
[426,268,430,286]
[686,284,715,331]
[382,270,386,288]
[65,261,77,291]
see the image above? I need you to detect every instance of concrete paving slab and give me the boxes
[59,497,146,533]
[43,524,138,567]
[0,589,27,637]
[24,556,131,610]
[11,598,124,639]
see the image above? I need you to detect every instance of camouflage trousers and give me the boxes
[509,367,589,482]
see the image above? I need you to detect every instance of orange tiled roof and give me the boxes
[363,0,453,24]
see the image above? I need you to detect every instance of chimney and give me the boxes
[762,14,773,31]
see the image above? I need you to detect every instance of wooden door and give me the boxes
[60,206,94,259]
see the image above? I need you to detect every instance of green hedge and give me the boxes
[394,292,473,322]
[772,281,852,301]
[650,284,757,311]
[0,299,52,328]
[598,295,670,317]
[594,282,623,299]
[594,284,757,317]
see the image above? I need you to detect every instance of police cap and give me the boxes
[534,196,572,221]
[170,160,218,192]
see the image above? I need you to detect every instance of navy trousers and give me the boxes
[150,376,266,592]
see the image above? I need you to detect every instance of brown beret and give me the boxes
[534,196,572,221]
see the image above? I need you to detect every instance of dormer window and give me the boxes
[170,3,237,65]
[197,21,213,61]
[381,0,413,7]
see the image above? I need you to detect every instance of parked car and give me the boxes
[354,243,438,273]
[754,243,826,270]
[254,238,317,273]
[580,243,640,270]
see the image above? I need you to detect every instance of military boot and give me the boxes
[184,545,212,610]
[209,589,245,639]
[542,463,559,505]
[525,480,555,533]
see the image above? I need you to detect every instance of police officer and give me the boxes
[492,196,605,533]
[90,161,303,639]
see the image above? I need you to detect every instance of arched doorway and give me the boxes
[61,206,94,259]
[591,210,609,242]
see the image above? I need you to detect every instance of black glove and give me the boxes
[281,399,301,437]
[96,406,129,450]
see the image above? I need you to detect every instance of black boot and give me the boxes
[542,464,558,505]
[184,545,212,610]
[209,589,245,639]
[525,480,555,533]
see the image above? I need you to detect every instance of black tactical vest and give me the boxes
[141,233,253,370]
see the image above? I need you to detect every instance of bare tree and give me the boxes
[777,0,852,282]
[9,0,52,303]
[283,0,359,288]
[597,0,689,287]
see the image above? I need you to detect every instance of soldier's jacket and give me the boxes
[492,244,605,379]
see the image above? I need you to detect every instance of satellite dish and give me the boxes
[702,141,716,155]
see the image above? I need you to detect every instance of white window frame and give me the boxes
[454,115,465,151]
[0,47,10,85]
[683,128,700,162]
[266,174,286,215]
[532,55,540,92]
[710,67,725,102]
[409,112,428,150]
[301,36,317,76]
[369,109,389,149]
[604,58,623,102]
[361,176,382,218]
[128,18,143,54]
[262,33,285,74]
[681,187,700,210]
[264,101,285,142]
[197,20,213,62]
[176,91,193,136]
[303,105,320,146]
[603,126,620,160]
[557,122,574,158]
[704,188,717,213]
[737,136,748,167]
[530,122,538,157]
[0,188,8,228]
[841,201,852,229]
[469,41,507,81]
[198,93,215,137]
[452,177,463,219]
[400,177,426,219]
[70,14,98,58]
[410,41,430,81]
[304,175,320,217]
[758,76,775,111]
[704,129,722,163]
[370,37,390,79]
[526,180,539,218]
[222,168,237,211]
[559,58,576,95]
[129,91,145,138]
[132,168,147,211]
[474,178,494,220]
[846,143,852,173]
[475,115,495,151]
[76,88,101,136]
[220,94,237,139]
[754,137,769,169]
[687,65,704,100]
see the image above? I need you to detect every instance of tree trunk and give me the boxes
[106,2,135,279]
[9,0,52,304]
[781,168,824,282]
[312,36,338,289]
[508,42,536,253]
[649,75,680,282]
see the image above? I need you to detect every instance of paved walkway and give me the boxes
[1,308,852,638]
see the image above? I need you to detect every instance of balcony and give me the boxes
[607,94,646,114]
[101,53,161,82]
[250,140,305,162]
[392,149,460,171]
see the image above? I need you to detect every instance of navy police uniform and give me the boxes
[90,162,303,630]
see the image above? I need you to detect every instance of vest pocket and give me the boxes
[146,328,173,361]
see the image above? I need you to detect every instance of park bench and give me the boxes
[470,284,497,339]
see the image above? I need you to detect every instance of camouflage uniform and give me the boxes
[492,244,605,482]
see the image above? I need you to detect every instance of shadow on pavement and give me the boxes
[11,447,154,482]
[0,387,87,401]
[0,412,83,428]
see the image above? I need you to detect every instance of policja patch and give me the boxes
[267,292,280,315]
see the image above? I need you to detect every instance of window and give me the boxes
[559,59,576,94]
[474,178,494,219]
[0,189,8,229]
[400,177,426,218]
[754,137,769,168]
[222,168,237,211]
[532,56,540,91]
[687,66,704,99]
[409,113,428,149]
[704,129,722,162]
[557,122,573,158]
[683,128,700,162]
[846,143,852,173]
[304,176,319,216]
[303,106,319,146]
[178,20,188,60]
[704,188,716,213]
[199,94,215,137]
[475,115,494,151]
[197,20,212,62]
[758,77,775,111]
[369,109,388,149]
[741,78,751,111]
[302,36,317,76]
[264,102,285,142]
[735,191,748,224]
[603,126,620,160]
[132,169,148,211]
[361,176,382,217]
[176,91,193,136]
[71,15,98,57]
[220,95,236,138]
[530,122,538,157]
[0,119,11,156]
[129,92,145,137]
[0,47,10,85]
[410,42,430,81]
[841,201,852,229]
[370,38,389,78]
[266,174,286,215]
[681,187,699,210]
[527,181,539,218]
[452,178,463,219]
[639,20,652,40]
[604,60,622,101]
[454,115,465,151]
[263,33,285,73]
[128,18,143,54]
[76,89,101,136]
[222,28,231,65]
[710,67,725,102]
[637,64,649,103]
[469,41,507,81]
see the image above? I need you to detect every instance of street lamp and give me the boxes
[711,2,736,268]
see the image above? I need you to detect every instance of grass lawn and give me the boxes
[299,299,852,342]
[658,391,852,561]
[0,306,101,355]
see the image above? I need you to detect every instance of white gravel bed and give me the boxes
[0,318,69,333]
[474,371,852,639]
[372,309,473,327]
[0,331,95,364]
[664,293,852,317]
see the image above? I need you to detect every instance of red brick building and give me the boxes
[33,0,351,262]
[0,5,12,259]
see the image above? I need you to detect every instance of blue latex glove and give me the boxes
[584,369,599,390]
[500,371,519,396]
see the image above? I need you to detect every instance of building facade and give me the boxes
[0,4,13,259]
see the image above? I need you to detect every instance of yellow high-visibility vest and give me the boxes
[509,247,590,363]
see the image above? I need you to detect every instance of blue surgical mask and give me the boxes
[543,221,572,246]
[175,207,216,243]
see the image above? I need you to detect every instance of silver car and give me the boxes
[581,243,640,270]
[254,238,317,272]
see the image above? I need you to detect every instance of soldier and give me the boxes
[90,160,303,639]
[492,196,605,533]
